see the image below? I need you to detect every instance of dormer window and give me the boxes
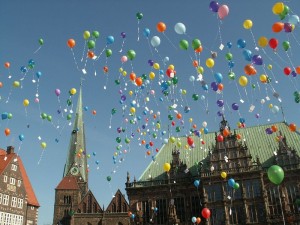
[11,164,17,171]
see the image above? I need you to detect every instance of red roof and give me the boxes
[56,176,79,190]
[0,149,40,207]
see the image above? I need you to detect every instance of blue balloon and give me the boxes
[228,61,235,68]
[242,49,252,61]
[194,179,200,188]
[84,106,89,111]
[214,72,223,83]
[20,66,28,73]
[228,178,235,187]
[239,118,245,123]
[143,28,150,37]
[95,160,99,164]
[36,71,42,79]
[202,84,208,91]
[204,128,209,134]
[161,81,169,91]
[226,41,232,49]
[106,36,114,44]
[19,134,25,141]
[237,39,246,49]
[2,112,8,120]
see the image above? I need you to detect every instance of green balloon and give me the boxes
[107,176,112,182]
[179,39,189,50]
[233,182,240,190]
[141,74,147,80]
[251,84,256,89]
[192,39,201,50]
[136,12,143,20]
[92,31,100,39]
[87,40,96,49]
[39,38,44,45]
[115,79,120,85]
[282,41,290,51]
[125,138,130,144]
[225,53,233,61]
[192,94,199,101]
[111,108,117,115]
[67,99,72,106]
[295,96,300,103]
[172,77,178,85]
[267,165,284,185]
[47,115,52,122]
[176,126,181,132]
[228,72,235,80]
[7,113,13,119]
[116,137,121,143]
[152,133,157,138]
[293,91,300,97]
[127,50,136,60]
[41,113,47,119]
[106,49,112,57]
[168,115,173,120]
[67,114,72,120]
[279,13,286,20]
[282,5,290,16]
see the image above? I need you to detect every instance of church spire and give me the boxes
[63,84,88,183]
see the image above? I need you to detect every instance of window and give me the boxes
[0,193,2,205]
[10,177,15,185]
[17,198,23,209]
[248,204,258,223]
[206,184,223,202]
[4,175,7,183]
[17,180,21,187]
[174,197,185,222]
[11,164,17,171]
[142,200,150,223]
[3,195,9,205]
[156,199,167,224]
[64,195,71,204]
[210,206,225,225]
[11,197,17,207]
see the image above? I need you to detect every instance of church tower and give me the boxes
[53,84,88,225]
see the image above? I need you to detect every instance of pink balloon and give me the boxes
[218,5,229,20]
[35,98,39,103]
[121,56,128,63]
[55,89,61,96]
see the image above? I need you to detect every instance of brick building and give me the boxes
[0,146,40,224]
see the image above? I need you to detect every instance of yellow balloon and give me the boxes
[153,63,160,70]
[260,74,267,83]
[163,163,171,172]
[239,76,248,87]
[189,118,193,123]
[182,89,187,95]
[168,64,175,70]
[267,64,272,70]
[41,142,47,149]
[119,67,123,73]
[23,99,29,107]
[257,36,268,48]
[70,88,77,95]
[149,72,155,80]
[130,107,136,114]
[129,90,133,96]
[122,71,127,76]
[177,141,182,147]
[269,104,273,108]
[156,123,161,129]
[221,171,227,179]
[197,66,204,74]
[145,97,150,102]
[184,144,189,150]
[169,136,176,143]
[13,81,20,88]
[206,58,214,68]
[243,19,253,29]
[272,2,284,15]
[83,31,90,40]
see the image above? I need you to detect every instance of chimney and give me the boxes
[7,146,14,154]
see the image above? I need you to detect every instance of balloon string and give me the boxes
[119,39,125,53]
[5,87,13,103]
[109,115,113,129]
[130,61,134,73]
[24,108,29,127]
[57,96,64,118]
[291,32,300,48]
[147,38,154,56]
[36,79,40,97]
[274,51,289,65]
[162,32,177,50]
[104,57,109,90]
[81,40,87,62]
[234,80,243,103]
[33,46,42,54]
[37,149,45,165]
[71,49,80,71]
[95,45,107,61]
[137,20,140,42]
[285,51,296,71]
[154,48,163,65]
[249,29,258,50]
[92,60,97,76]
[218,18,223,46]
[83,55,88,71]
[16,142,23,156]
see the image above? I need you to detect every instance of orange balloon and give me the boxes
[218,83,224,91]
[157,22,166,32]
[195,46,203,53]
[4,128,10,136]
[129,72,136,81]
[289,123,297,132]
[92,110,97,115]
[4,62,10,68]
[193,60,198,67]
[272,22,284,33]
[192,124,197,129]
[146,150,151,156]
[223,128,230,137]
[87,50,95,58]
[296,66,300,74]
[236,133,242,139]
[244,64,257,76]
[135,77,143,86]
[141,140,146,145]
[196,217,201,224]
[176,113,182,120]
[67,39,76,48]
[271,125,278,132]
[0,82,3,88]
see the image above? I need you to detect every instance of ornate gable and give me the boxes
[77,190,102,213]
[106,189,129,213]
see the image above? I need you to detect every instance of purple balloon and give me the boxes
[252,55,263,65]
[121,95,126,101]
[284,23,292,33]
[209,1,219,12]
[148,59,154,66]
[217,99,224,107]
[291,71,297,77]
[217,111,223,117]
[265,128,273,135]
[255,113,260,118]
[117,127,122,133]
[211,82,218,91]
[121,32,126,38]
[55,89,61,96]
[232,103,239,111]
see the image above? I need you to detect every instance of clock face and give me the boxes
[70,167,79,175]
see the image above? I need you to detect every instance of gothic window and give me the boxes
[122,203,127,212]
[267,186,282,216]
[142,200,150,222]
[156,199,167,224]
[244,180,261,198]
[83,202,87,213]
[93,202,97,213]
[112,203,116,212]
[174,197,185,222]
[64,195,71,204]
[248,204,258,223]
[210,206,225,225]
[88,195,92,213]
[118,194,122,212]
[206,184,222,202]
[286,183,298,213]
[190,196,201,217]
[229,205,243,225]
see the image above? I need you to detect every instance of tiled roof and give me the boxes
[139,122,300,181]
[56,176,80,190]
[0,149,40,207]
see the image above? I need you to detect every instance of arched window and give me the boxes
[83,202,87,213]
[122,203,127,212]
[88,195,92,213]
[112,203,116,212]
[118,194,122,212]
[93,202,97,213]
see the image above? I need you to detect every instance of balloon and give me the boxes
[228,72,235,80]
[179,39,189,50]
[284,67,291,75]
[83,31,90,40]
[237,39,246,48]
[269,38,278,49]
[196,217,201,224]
[260,74,268,83]
[105,49,112,57]
[214,72,223,83]
[225,52,233,61]
[107,176,112,182]
[151,36,161,47]
[209,1,219,12]
[121,56,128,63]
[92,31,100,39]
[143,28,150,37]
[157,22,166,32]
[13,81,20,88]
[192,39,201,50]
[67,39,76,48]
[36,71,42,79]
[284,23,292,33]
[120,32,126,38]
[244,64,257,75]
[272,2,284,15]
[87,40,95,49]
[106,36,114,45]
[242,49,252,61]
[20,66,27,73]
[268,165,284,185]
[221,171,227,179]
[38,38,44,45]
[243,19,253,29]
[232,103,239,111]
[252,55,263,65]
[239,76,248,87]
[233,182,240,189]
[163,163,171,172]
[258,36,268,48]
[218,5,229,20]
[41,142,47,149]
[217,99,224,107]
[174,23,186,34]
[4,128,10,136]
[23,99,29,107]
[201,208,211,219]
[127,50,136,60]
[206,58,214,68]
[288,15,300,25]
[272,22,284,33]
[70,88,76,95]
[194,180,200,188]
[136,12,143,20]
[228,178,235,187]
[19,134,25,141]
[289,123,297,132]
[135,77,143,86]
[4,62,10,68]
[282,41,290,51]
[192,217,197,223]
[67,114,72,120]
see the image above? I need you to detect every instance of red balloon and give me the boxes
[201,208,211,219]
[166,68,174,78]
[4,62,10,68]
[284,67,291,75]
[217,134,224,142]
[269,38,278,49]
[187,137,194,146]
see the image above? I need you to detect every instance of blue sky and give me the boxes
[0,1,299,224]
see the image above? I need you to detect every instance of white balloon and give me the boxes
[189,76,195,82]
[174,23,186,34]
[202,121,207,128]
[151,36,161,47]
[163,56,169,63]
